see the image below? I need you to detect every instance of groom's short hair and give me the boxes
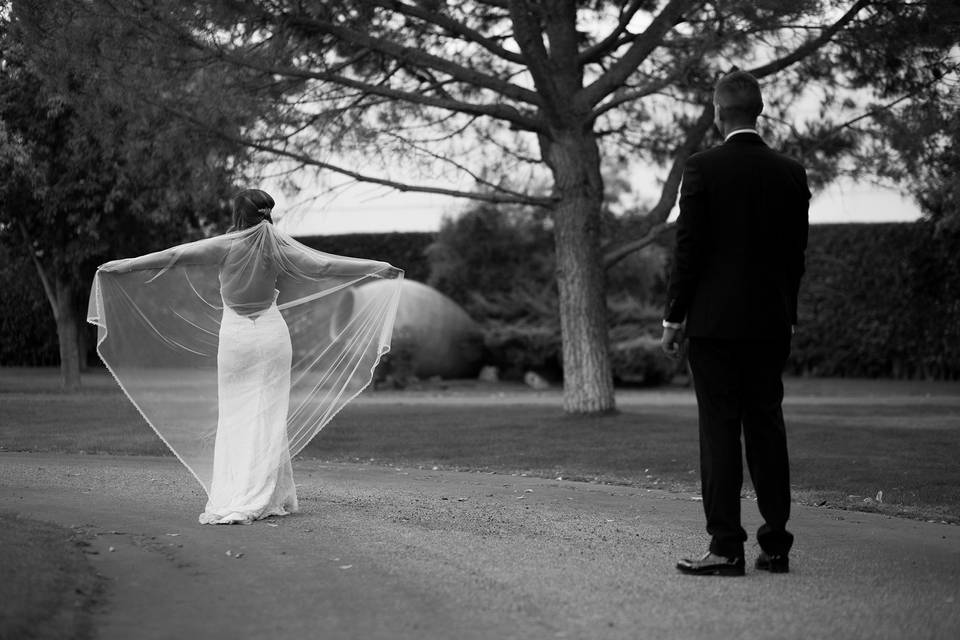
[714,71,763,123]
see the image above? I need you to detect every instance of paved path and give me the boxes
[1,452,958,640]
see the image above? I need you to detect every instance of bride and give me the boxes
[89,189,403,525]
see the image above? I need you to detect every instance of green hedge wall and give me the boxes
[295,231,434,282]
[4,223,959,380]
[0,231,436,367]
[789,222,960,379]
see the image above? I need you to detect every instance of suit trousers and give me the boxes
[687,336,795,558]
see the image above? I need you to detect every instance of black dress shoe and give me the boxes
[676,551,745,576]
[755,550,789,573]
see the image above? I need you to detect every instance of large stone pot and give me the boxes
[333,279,483,379]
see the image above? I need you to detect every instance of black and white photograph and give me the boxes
[1,1,958,638]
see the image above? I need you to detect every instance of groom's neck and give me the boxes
[719,120,757,138]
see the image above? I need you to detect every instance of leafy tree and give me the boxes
[427,200,672,383]
[0,2,252,388]
[63,0,957,412]
[832,0,960,230]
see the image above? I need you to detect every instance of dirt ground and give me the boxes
[2,452,958,640]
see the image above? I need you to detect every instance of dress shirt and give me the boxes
[724,128,759,141]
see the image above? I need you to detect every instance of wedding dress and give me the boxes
[88,222,403,524]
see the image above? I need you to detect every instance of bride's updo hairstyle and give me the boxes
[229,188,276,232]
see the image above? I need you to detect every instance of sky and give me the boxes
[275,176,922,237]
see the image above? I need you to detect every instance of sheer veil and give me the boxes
[87,222,403,492]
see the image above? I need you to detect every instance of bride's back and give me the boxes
[220,228,282,315]
[220,188,283,315]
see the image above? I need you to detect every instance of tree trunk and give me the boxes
[76,298,90,372]
[54,276,82,391]
[545,130,616,414]
[18,222,82,390]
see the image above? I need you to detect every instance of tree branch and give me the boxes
[379,128,538,202]
[578,0,696,109]
[202,45,545,132]
[591,74,677,120]
[747,0,872,79]
[372,0,526,65]
[280,14,542,106]
[603,220,674,269]
[807,78,948,150]
[579,0,647,65]
[17,220,58,320]
[507,0,561,113]
[163,105,554,207]
[602,101,715,267]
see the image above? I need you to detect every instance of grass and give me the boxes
[314,403,960,522]
[2,368,959,523]
[0,513,100,640]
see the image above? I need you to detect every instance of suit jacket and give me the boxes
[665,132,810,341]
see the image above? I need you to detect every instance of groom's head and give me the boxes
[714,70,763,134]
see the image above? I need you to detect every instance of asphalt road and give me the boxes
[1,452,958,640]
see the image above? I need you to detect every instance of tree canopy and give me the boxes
[0,1,257,387]
[10,0,959,407]
[835,0,960,230]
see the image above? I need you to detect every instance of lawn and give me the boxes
[2,368,959,523]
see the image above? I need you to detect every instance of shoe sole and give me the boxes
[677,565,745,577]
[756,564,789,573]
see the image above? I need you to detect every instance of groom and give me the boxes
[661,70,810,576]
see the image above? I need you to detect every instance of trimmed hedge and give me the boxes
[3,223,959,380]
[789,222,960,379]
[0,231,437,368]
[295,231,433,282]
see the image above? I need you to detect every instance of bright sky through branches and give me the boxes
[274,175,920,236]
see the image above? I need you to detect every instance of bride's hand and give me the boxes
[99,259,129,273]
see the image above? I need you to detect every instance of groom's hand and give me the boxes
[660,326,683,359]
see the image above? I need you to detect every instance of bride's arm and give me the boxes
[327,256,402,279]
[99,238,227,273]
[281,244,401,279]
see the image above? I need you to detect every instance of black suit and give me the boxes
[666,131,810,558]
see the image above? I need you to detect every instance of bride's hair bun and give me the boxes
[230,189,276,231]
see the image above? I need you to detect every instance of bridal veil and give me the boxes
[87,222,403,493]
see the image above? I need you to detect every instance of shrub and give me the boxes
[427,204,674,383]
[789,222,960,379]
[482,321,563,381]
[0,245,59,366]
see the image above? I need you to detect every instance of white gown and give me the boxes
[199,293,297,524]
[88,222,403,525]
